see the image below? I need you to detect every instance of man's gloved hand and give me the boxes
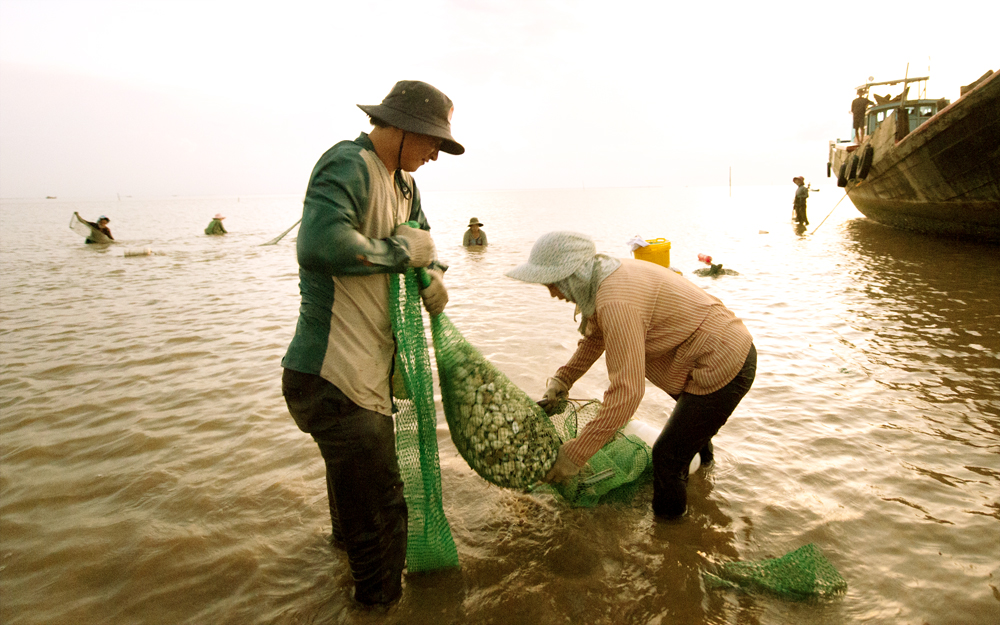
[543,444,582,484]
[537,377,569,415]
[420,268,448,317]
[394,223,434,268]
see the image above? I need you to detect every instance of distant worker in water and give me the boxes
[851,88,874,143]
[280,80,461,607]
[205,213,227,235]
[463,217,488,247]
[85,215,114,243]
[506,231,756,519]
[792,176,809,226]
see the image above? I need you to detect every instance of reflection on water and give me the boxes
[841,219,1000,412]
[1,190,998,625]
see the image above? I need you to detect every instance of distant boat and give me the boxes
[46,196,56,199]
[827,69,1000,242]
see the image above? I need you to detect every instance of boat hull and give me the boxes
[831,70,1000,242]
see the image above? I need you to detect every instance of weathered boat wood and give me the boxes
[829,70,1000,242]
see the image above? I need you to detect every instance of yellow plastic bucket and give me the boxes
[632,238,671,268]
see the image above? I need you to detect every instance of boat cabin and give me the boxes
[858,76,950,138]
[865,99,949,136]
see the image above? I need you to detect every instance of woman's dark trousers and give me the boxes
[652,344,757,518]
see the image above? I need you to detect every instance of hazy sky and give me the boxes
[0,0,995,198]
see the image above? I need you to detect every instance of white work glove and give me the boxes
[420,268,448,317]
[537,377,569,415]
[394,224,435,268]
[544,444,583,484]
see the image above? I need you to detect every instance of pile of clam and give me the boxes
[437,341,562,490]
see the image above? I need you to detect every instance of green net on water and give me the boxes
[429,314,652,506]
[703,543,847,601]
[389,269,459,573]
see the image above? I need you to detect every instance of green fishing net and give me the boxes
[543,400,654,507]
[430,312,563,489]
[389,257,657,574]
[704,543,848,601]
[389,269,459,573]
[430,315,653,506]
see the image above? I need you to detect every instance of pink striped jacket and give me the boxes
[555,259,753,466]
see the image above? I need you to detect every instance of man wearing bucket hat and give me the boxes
[506,232,756,519]
[463,217,488,247]
[792,176,809,225]
[281,80,463,606]
[205,213,227,235]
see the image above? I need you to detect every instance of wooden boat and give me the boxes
[827,69,1000,241]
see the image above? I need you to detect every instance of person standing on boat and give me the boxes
[506,231,756,520]
[205,213,227,235]
[463,217,488,247]
[280,80,461,607]
[85,216,113,243]
[793,176,809,225]
[851,89,874,143]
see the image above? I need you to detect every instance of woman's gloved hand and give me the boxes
[394,223,434,267]
[544,445,582,484]
[537,377,569,415]
[420,268,448,317]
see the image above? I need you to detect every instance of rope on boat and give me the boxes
[810,191,850,235]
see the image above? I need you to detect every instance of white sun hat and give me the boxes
[505,231,596,284]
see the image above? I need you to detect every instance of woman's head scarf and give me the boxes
[505,231,621,334]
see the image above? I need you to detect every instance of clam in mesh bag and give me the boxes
[430,314,653,505]
[389,269,459,573]
[430,313,563,489]
[703,543,848,601]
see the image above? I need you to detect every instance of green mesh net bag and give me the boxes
[703,543,848,601]
[429,314,652,505]
[389,269,459,573]
[430,312,563,489]
[540,400,653,507]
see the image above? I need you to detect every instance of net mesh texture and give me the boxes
[431,312,563,489]
[703,543,848,600]
[389,269,459,573]
[430,315,652,507]
[393,265,843,589]
[543,400,653,507]
[390,265,656,571]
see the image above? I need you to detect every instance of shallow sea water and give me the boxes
[1,186,998,625]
